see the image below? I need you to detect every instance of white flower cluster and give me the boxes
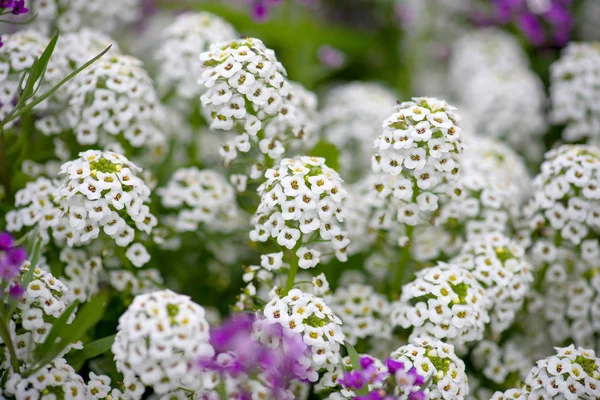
[112,290,214,398]
[320,82,397,181]
[523,145,600,253]
[316,354,385,399]
[4,358,111,400]
[510,345,600,399]
[470,340,531,386]
[328,283,391,345]
[58,248,103,303]
[199,37,314,167]
[251,156,350,263]
[158,167,241,233]
[108,269,164,296]
[155,12,237,105]
[372,97,464,225]
[451,29,546,161]
[390,262,491,345]
[32,0,141,35]
[261,289,345,380]
[63,53,167,153]
[0,30,48,127]
[391,337,469,400]
[55,150,156,266]
[550,43,600,144]
[452,233,533,336]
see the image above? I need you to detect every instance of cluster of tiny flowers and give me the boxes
[31,0,141,35]
[112,290,214,398]
[515,345,600,399]
[58,248,102,303]
[108,268,164,296]
[63,53,168,153]
[0,30,48,127]
[158,167,241,233]
[154,12,237,106]
[4,358,111,399]
[372,97,463,225]
[550,42,600,144]
[261,289,345,380]
[320,82,397,181]
[316,355,386,398]
[251,156,350,263]
[523,145,600,254]
[451,232,533,336]
[328,283,391,345]
[198,37,296,165]
[391,337,469,400]
[390,262,491,345]
[55,150,156,267]
[470,340,532,386]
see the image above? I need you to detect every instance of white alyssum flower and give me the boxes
[328,283,391,345]
[155,12,237,106]
[112,290,214,398]
[523,345,600,399]
[63,53,168,154]
[58,248,103,303]
[550,42,600,144]
[390,262,491,345]
[55,150,156,266]
[452,232,533,336]
[320,82,397,181]
[158,167,241,233]
[260,289,345,380]
[108,269,164,296]
[251,156,350,263]
[470,340,532,386]
[372,97,464,225]
[391,337,469,400]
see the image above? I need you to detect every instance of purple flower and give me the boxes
[408,391,427,400]
[340,370,367,390]
[385,358,404,375]
[517,13,546,45]
[8,284,24,299]
[318,45,345,69]
[0,232,26,282]
[0,231,14,250]
[252,1,269,22]
[0,0,15,9]
[11,0,28,15]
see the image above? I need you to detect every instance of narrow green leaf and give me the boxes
[309,140,340,171]
[65,334,116,365]
[32,32,59,96]
[19,57,39,104]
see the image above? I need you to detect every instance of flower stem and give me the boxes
[0,309,20,372]
[216,375,228,400]
[283,253,299,295]
[392,225,414,297]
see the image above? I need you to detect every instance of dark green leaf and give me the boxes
[309,140,340,171]
[32,32,59,95]
[65,334,116,365]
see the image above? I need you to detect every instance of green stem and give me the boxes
[283,253,299,295]
[0,310,20,372]
[0,126,11,201]
[216,376,228,400]
[392,225,414,296]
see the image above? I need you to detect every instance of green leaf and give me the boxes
[309,140,340,171]
[65,334,116,365]
[32,32,59,95]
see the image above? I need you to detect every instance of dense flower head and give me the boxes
[158,167,241,233]
[108,268,164,296]
[470,340,532,387]
[251,156,350,263]
[391,337,469,400]
[31,0,141,35]
[112,290,214,398]
[523,145,600,257]
[0,30,49,127]
[390,262,491,345]
[452,232,533,336]
[550,42,600,144]
[54,150,155,266]
[57,248,102,303]
[328,283,391,345]
[155,11,238,105]
[321,82,397,181]
[523,345,600,399]
[63,53,168,154]
[261,289,345,380]
[316,354,386,398]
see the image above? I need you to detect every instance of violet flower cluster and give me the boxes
[340,356,426,400]
[196,313,310,397]
[0,231,26,299]
[0,0,29,49]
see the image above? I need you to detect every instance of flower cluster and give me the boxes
[390,262,491,345]
[58,248,102,303]
[63,53,167,155]
[55,150,155,266]
[329,283,391,345]
[154,12,237,106]
[158,167,241,233]
[261,289,345,380]
[470,340,531,387]
[251,156,350,263]
[550,42,600,144]
[451,232,533,336]
[391,337,469,400]
[372,97,463,225]
[112,290,214,398]
[320,82,397,181]
[316,354,386,398]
